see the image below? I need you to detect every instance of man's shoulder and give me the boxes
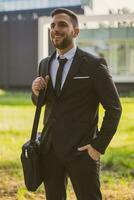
[77,48,102,62]
[77,47,105,67]
[38,56,51,76]
[40,56,51,64]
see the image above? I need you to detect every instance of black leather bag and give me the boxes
[21,90,45,191]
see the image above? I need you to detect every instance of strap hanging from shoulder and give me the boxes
[30,58,50,142]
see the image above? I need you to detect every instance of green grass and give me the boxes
[0,89,134,200]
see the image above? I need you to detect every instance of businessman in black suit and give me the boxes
[32,8,122,200]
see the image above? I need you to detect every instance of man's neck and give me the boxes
[57,43,74,56]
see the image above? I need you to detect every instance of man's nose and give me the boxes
[53,24,59,31]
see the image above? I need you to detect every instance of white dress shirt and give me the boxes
[50,46,77,89]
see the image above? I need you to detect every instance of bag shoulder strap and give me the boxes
[38,56,50,77]
[30,58,50,142]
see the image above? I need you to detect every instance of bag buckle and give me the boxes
[25,149,28,158]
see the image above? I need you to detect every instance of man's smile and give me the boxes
[53,33,64,39]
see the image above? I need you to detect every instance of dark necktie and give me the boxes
[55,57,68,96]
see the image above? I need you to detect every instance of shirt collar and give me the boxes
[56,46,77,60]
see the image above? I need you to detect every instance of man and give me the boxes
[32,8,122,200]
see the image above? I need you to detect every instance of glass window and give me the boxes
[78,27,134,78]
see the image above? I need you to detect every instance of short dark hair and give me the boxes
[51,8,79,27]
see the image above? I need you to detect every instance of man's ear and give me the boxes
[73,27,80,38]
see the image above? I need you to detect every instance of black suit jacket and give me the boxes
[32,48,122,160]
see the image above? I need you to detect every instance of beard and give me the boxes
[51,32,73,49]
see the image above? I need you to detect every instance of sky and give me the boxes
[93,0,134,14]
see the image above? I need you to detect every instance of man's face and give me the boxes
[50,13,79,50]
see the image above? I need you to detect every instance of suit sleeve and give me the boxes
[90,59,122,154]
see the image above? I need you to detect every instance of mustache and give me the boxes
[53,32,64,37]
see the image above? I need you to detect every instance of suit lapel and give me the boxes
[59,48,85,97]
[46,48,85,98]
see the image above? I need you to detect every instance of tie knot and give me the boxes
[58,56,68,66]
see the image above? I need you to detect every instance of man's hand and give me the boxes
[78,144,101,161]
[32,75,49,96]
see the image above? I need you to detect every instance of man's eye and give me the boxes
[50,22,68,29]
[59,22,68,27]
[50,24,55,29]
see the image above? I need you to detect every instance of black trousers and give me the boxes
[41,146,102,200]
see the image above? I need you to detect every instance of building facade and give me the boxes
[0,0,87,89]
[0,0,134,93]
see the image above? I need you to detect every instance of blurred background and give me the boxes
[0,0,134,199]
[0,0,134,93]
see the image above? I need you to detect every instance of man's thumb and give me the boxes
[45,75,49,83]
[77,145,89,151]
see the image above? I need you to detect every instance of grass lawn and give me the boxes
[0,89,134,200]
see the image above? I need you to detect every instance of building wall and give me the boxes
[0,19,38,89]
[0,6,84,89]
